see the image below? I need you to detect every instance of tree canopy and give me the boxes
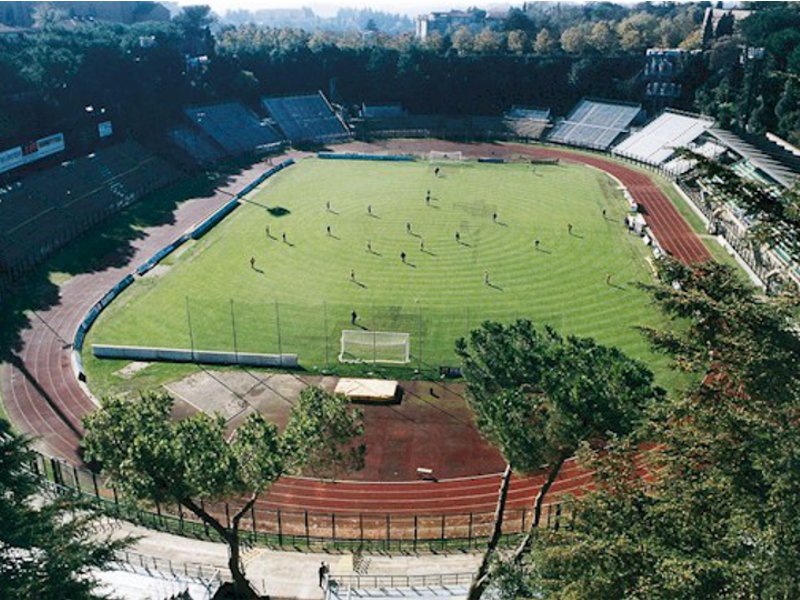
[499,260,800,598]
[1,431,129,600]
[83,386,364,598]
[456,320,663,600]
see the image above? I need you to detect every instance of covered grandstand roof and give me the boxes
[262,91,349,144]
[613,109,714,165]
[548,98,642,151]
[708,128,800,189]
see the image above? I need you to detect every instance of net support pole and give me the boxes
[185,296,195,361]
[275,300,283,367]
[230,299,238,360]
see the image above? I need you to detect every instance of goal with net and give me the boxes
[339,330,411,365]
[428,150,464,162]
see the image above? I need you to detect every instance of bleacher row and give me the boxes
[173,92,350,165]
[0,140,180,273]
[548,99,643,150]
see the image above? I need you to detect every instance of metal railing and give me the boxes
[326,571,473,589]
[30,449,568,553]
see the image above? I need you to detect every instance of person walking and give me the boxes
[319,562,329,587]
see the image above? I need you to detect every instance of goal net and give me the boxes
[428,150,464,162]
[339,330,411,365]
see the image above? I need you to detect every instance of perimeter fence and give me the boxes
[31,450,570,553]
[95,296,568,376]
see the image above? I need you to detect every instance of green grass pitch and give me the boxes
[89,157,680,387]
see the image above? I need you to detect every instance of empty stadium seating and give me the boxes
[0,140,180,273]
[613,110,713,165]
[362,114,512,141]
[504,106,551,140]
[548,99,642,150]
[262,92,350,144]
[184,102,284,155]
[361,104,405,119]
[168,126,225,165]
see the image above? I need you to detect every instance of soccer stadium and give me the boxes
[2,3,800,599]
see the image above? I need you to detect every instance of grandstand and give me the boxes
[548,98,643,150]
[183,102,284,156]
[168,126,225,165]
[361,103,406,119]
[504,106,551,140]
[613,109,714,166]
[0,140,180,274]
[706,128,800,189]
[361,114,511,141]
[262,92,350,145]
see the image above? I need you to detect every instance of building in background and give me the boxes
[415,8,505,40]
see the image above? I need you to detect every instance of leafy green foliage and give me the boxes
[457,319,663,600]
[457,320,663,474]
[514,260,800,598]
[1,432,129,600]
[82,386,364,597]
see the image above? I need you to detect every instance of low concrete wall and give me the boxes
[93,344,299,368]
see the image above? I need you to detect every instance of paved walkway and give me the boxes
[106,519,480,599]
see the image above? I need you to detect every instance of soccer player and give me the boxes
[484,271,489,285]
[282,232,287,243]
[534,238,540,249]
[265,224,271,238]
[602,208,607,218]
[400,251,406,263]
[367,240,372,253]
[326,200,330,212]
[250,256,255,269]
[492,212,498,223]
[455,231,460,243]
[406,222,411,233]
[420,240,425,251]
[326,225,331,236]
[434,167,440,177]
[567,223,573,235]
[351,310,357,325]
[367,204,372,216]
[426,190,431,205]
[350,269,355,282]
[606,272,612,285]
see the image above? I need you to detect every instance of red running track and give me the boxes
[1,142,707,518]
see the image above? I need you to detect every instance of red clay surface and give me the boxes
[1,141,708,519]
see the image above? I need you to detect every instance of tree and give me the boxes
[516,260,800,597]
[588,21,618,54]
[560,25,589,55]
[534,28,559,54]
[506,30,529,55]
[617,13,659,52]
[1,431,130,599]
[83,388,365,599]
[474,28,503,54]
[456,320,663,600]
[451,26,475,56]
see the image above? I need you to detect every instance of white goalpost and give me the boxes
[339,330,411,365]
[428,150,464,162]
